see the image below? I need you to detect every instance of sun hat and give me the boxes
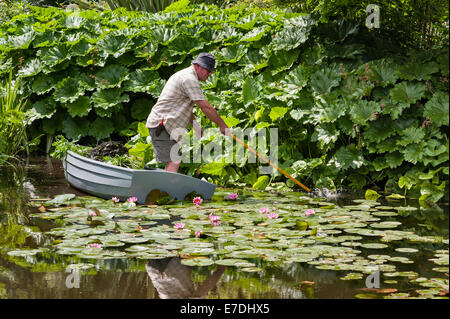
[192,52,216,72]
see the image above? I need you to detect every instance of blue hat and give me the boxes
[192,52,215,72]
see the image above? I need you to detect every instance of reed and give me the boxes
[0,71,30,157]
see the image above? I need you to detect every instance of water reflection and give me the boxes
[146,257,226,299]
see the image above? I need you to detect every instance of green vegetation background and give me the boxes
[0,0,448,202]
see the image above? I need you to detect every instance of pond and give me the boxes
[0,157,448,299]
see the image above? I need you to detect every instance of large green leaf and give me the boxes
[62,117,90,141]
[309,67,341,94]
[311,123,339,150]
[350,100,381,125]
[92,89,130,110]
[89,118,115,140]
[423,91,449,127]
[64,96,92,118]
[363,117,396,143]
[94,64,129,89]
[54,77,85,103]
[397,127,426,147]
[368,59,398,87]
[268,49,300,75]
[97,33,133,58]
[272,26,310,51]
[390,81,426,104]
[279,65,308,94]
[268,106,288,122]
[334,145,366,170]
[242,76,261,107]
[123,69,160,93]
[397,61,440,81]
[219,45,247,63]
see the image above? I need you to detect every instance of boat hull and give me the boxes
[63,151,216,204]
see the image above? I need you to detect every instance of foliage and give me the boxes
[270,0,449,50]
[0,3,448,202]
[0,71,33,157]
[104,0,177,12]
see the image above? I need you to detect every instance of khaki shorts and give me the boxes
[148,126,178,163]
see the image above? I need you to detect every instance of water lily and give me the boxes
[259,207,269,214]
[89,243,102,249]
[127,196,137,203]
[305,209,315,217]
[174,222,185,230]
[268,212,279,219]
[194,230,202,238]
[88,210,96,217]
[193,196,203,206]
[112,197,120,203]
[209,214,220,226]
[227,193,238,200]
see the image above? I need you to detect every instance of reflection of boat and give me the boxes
[63,150,216,204]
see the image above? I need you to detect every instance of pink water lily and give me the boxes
[259,207,269,214]
[88,210,97,217]
[227,193,238,200]
[112,197,120,203]
[305,209,315,217]
[209,214,220,226]
[194,231,202,238]
[174,222,185,230]
[127,196,138,203]
[268,212,279,219]
[193,196,203,206]
[89,243,102,249]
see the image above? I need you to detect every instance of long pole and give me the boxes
[230,133,311,193]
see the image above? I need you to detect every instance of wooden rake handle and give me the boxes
[230,133,311,193]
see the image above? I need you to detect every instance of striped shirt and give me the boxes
[146,65,206,140]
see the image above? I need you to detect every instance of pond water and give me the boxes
[0,157,448,299]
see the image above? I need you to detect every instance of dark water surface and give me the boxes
[0,157,448,299]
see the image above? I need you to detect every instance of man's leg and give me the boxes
[165,161,181,173]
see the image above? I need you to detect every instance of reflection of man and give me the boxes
[146,257,226,299]
[146,53,229,173]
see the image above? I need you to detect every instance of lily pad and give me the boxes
[180,257,214,267]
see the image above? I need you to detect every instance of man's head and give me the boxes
[192,52,215,81]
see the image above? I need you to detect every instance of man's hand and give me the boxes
[194,100,229,136]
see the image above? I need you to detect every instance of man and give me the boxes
[146,52,228,173]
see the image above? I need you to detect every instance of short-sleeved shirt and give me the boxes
[146,65,206,140]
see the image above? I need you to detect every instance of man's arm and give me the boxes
[194,100,229,135]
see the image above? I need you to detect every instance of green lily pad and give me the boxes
[340,272,364,280]
[180,257,214,267]
[394,248,419,253]
[361,243,389,249]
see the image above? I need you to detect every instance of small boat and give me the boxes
[63,150,216,204]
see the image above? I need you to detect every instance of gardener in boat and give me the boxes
[146,52,229,173]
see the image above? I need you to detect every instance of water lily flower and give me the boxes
[272,207,278,211]
[227,193,238,200]
[112,197,120,203]
[89,243,102,249]
[209,214,220,226]
[174,222,185,230]
[259,207,269,214]
[193,196,203,206]
[268,212,279,219]
[127,196,138,203]
[305,209,315,217]
[88,210,97,217]
[194,231,202,238]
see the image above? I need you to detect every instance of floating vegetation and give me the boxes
[2,189,448,299]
